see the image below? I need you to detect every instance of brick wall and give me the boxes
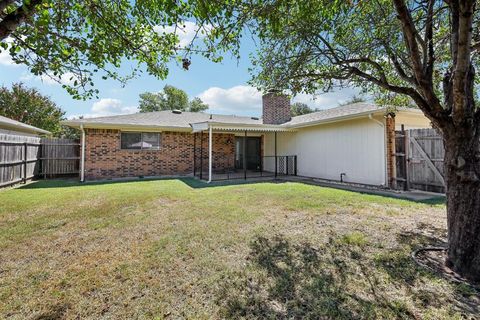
[385,115,396,188]
[193,132,236,174]
[262,92,291,124]
[84,129,235,180]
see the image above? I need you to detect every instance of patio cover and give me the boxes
[190,121,296,182]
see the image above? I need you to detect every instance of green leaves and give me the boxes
[0,82,66,136]
[138,85,209,113]
[0,0,224,100]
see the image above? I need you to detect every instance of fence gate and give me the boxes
[395,128,445,193]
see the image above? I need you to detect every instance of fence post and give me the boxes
[38,143,42,179]
[403,127,410,191]
[23,142,27,183]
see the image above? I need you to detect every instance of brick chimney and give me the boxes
[262,90,291,124]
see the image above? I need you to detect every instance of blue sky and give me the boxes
[0,25,361,119]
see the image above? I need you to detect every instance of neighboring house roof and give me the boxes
[62,103,423,131]
[0,115,50,135]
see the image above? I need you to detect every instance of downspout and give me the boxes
[368,114,388,186]
[80,124,85,182]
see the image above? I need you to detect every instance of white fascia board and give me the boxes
[190,121,296,132]
[0,121,50,135]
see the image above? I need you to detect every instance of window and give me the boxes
[121,132,161,150]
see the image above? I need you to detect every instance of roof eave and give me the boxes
[0,122,50,135]
[191,121,296,133]
[61,121,192,132]
[284,108,388,129]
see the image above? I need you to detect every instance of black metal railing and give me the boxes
[194,155,297,181]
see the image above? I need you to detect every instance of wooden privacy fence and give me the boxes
[395,128,445,193]
[40,138,80,178]
[0,134,80,187]
[0,133,41,187]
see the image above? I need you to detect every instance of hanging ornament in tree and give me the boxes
[182,58,191,70]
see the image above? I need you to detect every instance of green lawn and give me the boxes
[0,179,477,319]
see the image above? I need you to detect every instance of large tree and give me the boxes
[290,102,316,116]
[0,82,64,134]
[338,95,367,107]
[0,0,215,99]
[139,85,208,113]
[209,0,480,282]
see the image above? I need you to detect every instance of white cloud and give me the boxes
[69,98,138,119]
[20,71,79,86]
[154,21,211,47]
[0,50,17,67]
[90,98,138,117]
[0,38,20,67]
[197,85,366,116]
[198,85,263,116]
[292,87,364,110]
[40,72,78,86]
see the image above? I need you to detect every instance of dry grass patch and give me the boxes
[0,178,477,319]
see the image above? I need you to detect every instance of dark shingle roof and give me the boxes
[63,103,413,130]
[284,103,385,127]
[63,110,262,129]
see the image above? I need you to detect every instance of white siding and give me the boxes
[264,117,386,186]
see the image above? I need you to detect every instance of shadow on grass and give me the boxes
[14,176,283,190]
[15,177,445,205]
[397,222,448,249]
[217,234,478,319]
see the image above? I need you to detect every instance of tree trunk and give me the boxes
[443,128,480,283]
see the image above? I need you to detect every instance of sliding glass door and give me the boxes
[235,137,261,170]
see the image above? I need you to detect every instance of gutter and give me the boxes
[368,114,388,186]
[80,124,85,182]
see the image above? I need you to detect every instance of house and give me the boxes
[0,115,50,136]
[62,92,431,186]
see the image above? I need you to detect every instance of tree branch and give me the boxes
[393,0,425,84]
[0,0,15,16]
[424,0,435,80]
[0,0,43,41]
[393,0,445,118]
[451,0,475,121]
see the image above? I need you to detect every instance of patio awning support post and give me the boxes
[193,133,196,177]
[208,126,212,183]
[274,132,277,178]
[80,124,85,182]
[244,130,247,180]
[200,131,203,180]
